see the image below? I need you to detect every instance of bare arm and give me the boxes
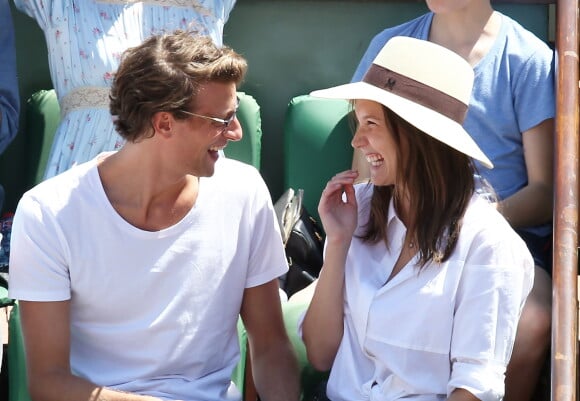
[20,301,163,401]
[301,170,358,371]
[498,118,554,228]
[301,241,348,371]
[240,280,300,401]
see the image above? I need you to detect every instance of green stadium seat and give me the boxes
[24,89,60,187]
[224,92,263,170]
[283,95,354,221]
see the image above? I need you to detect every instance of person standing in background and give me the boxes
[0,0,20,372]
[350,2,554,399]
[13,0,236,179]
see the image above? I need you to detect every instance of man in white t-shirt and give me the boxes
[8,31,299,401]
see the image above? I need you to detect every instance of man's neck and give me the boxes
[97,148,200,231]
[430,5,500,67]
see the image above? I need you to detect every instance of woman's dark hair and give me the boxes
[359,106,475,267]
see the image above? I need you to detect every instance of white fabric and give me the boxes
[9,156,288,401]
[325,184,534,401]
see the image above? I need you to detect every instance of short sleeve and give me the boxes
[8,193,72,301]
[447,232,534,401]
[245,171,289,288]
[512,44,556,132]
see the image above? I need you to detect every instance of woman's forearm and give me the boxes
[301,241,349,371]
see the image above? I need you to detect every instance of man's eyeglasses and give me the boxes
[179,97,240,134]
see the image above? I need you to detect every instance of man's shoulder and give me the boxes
[21,160,96,210]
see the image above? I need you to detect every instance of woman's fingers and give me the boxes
[323,170,359,196]
[319,170,359,214]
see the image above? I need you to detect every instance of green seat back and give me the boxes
[8,303,32,401]
[283,95,353,221]
[224,91,263,169]
[232,318,248,396]
[0,275,13,308]
[282,301,329,400]
[25,89,60,186]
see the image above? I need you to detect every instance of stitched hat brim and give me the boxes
[311,82,493,169]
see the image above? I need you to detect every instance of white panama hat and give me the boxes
[310,36,493,169]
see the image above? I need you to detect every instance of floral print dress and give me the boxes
[14,0,236,179]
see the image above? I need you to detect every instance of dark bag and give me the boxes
[274,188,325,297]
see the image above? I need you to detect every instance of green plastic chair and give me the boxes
[8,303,31,401]
[24,89,61,187]
[0,275,14,309]
[224,92,263,170]
[283,95,354,222]
[282,301,329,401]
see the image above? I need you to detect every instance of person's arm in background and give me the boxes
[0,0,20,155]
[497,118,554,228]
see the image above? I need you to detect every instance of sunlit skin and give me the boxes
[427,0,498,67]
[172,81,242,178]
[351,99,398,187]
[94,82,242,232]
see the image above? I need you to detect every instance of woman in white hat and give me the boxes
[351,4,555,399]
[301,36,534,401]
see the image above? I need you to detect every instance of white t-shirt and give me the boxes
[9,156,288,401]
[325,184,534,401]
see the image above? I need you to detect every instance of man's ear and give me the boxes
[151,111,174,139]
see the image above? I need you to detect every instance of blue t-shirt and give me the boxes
[352,12,555,236]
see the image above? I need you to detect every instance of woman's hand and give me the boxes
[318,170,359,245]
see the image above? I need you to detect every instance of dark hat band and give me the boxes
[362,64,468,124]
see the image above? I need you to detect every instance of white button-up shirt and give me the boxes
[326,185,534,401]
